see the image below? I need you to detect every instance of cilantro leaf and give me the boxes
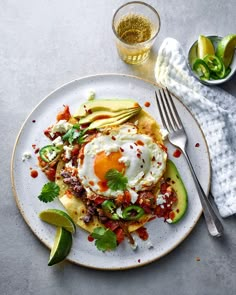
[38,182,60,203]
[105,169,128,191]
[62,125,87,145]
[91,227,117,251]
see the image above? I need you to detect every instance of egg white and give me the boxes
[77,124,167,202]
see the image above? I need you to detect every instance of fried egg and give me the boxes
[77,124,167,203]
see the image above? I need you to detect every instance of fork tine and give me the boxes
[155,91,168,130]
[155,90,173,132]
[165,88,183,130]
[160,88,177,132]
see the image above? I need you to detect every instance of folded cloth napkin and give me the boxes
[155,37,236,218]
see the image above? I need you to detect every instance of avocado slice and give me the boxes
[74,99,141,118]
[164,160,188,223]
[79,108,138,125]
[87,110,139,129]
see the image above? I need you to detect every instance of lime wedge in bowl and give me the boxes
[39,209,76,234]
[197,35,215,59]
[216,34,236,68]
[48,227,72,266]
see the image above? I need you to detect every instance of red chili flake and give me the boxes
[30,170,38,178]
[120,147,124,152]
[88,235,94,242]
[89,181,95,186]
[176,208,180,213]
[144,101,151,107]
[130,145,133,149]
[32,120,36,123]
[32,144,36,149]
[137,153,141,158]
[88,109,93,114]
[111,136,116,141]
[152,156,156,161]
[195,143,200,147]
[34,148,39,154]
[138,259,141,263]
[173,149,182,158]
[196,257,201,261]
[136,140,144,146]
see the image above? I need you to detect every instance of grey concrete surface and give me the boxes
[1,1,236,295]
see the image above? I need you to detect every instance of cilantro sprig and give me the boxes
[91,227,117,251]
[62,124,87,145]
[38,182,60,203]
[105,169,128,191]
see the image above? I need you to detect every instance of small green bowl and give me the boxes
[188,35,236,85]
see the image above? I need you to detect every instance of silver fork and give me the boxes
[155,88,223,237]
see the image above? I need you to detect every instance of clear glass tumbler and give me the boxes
[112,1,161,65]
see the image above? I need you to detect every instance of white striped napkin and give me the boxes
[155,37,236,217]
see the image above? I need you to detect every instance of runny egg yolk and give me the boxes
[94,150,126,181]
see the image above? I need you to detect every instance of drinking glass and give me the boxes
[112,1,161,64]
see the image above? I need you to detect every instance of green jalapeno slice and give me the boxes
[203,54,223,73]
[193,59,210,80]
[122,205,144,221]
[39,145,61,163]
[101,200,119,220]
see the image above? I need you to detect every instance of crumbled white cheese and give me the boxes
[88,90,96,100]
[156,194,167,205]
[128,188,139,204]
[146,240,154,249]
[63,145,73,160]
[160,128,169,140]
[166,218,173,223]
[52,136,63,147]
[65,160,74,168]
[46,150,57,161]
[130,238,138,251]
[116,207,123,218]
[22,152,32,162]
[50,120,73,136]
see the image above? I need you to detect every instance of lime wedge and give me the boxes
[39,209,76,234]
[197,35,215,59]
[48,227,72,266]
[216,34,236,68]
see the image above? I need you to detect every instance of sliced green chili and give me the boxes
[203,54,223,73]
[39,145,61,163]
[101,200,119,220]
[193,58,210,80]
[122,205,144,221]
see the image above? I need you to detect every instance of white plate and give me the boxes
[11,74,211,270]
